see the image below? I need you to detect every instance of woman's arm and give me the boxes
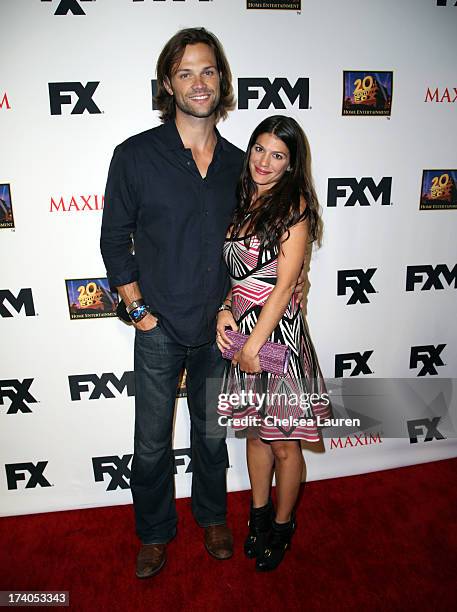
[216,289,238,351]
[234,214,308,373]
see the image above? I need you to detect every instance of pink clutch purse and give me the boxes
[222,329,291,375]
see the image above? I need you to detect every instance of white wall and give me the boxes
[1,0,456,516]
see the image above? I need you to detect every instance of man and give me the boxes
[100,28,242,579]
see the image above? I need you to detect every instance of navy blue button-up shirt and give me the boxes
[100,120,244,346]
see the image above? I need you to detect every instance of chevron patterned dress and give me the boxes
[219,233,332,441]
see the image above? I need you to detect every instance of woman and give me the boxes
[216,115,332,571]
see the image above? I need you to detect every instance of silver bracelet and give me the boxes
[217,303,232,313]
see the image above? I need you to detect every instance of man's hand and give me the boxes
[134,312,159,332]
[216,310,238,352]
[293,264,306,305]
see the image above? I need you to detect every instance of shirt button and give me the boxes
[187,161,191,165]
[207,267,212,272]
[204,210,208,216]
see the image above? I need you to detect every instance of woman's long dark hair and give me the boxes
[230,115,323,251]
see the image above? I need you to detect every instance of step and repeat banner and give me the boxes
[1,0,457,517]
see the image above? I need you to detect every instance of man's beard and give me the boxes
[174,90,220,119]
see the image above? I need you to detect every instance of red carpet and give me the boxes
[1,458,456,611]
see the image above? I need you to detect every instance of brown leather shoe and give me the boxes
[204,524,233,560]
[136,543,167,579]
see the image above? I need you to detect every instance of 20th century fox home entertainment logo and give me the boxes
[420,170,457,210]
[0,184,14,229]
[246,1,301,9]
[342,71,393,116]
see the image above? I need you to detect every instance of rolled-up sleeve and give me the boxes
[100,144,139,289]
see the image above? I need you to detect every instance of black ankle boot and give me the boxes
[244,499,274,559]
[255,515,296,571]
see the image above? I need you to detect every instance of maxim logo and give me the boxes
[335,352,374,377]
[50,194,104,213]
[0,289,36,317]
[69,372,135,400]
[407,417,446,443]
[406,264,457,291]
[5,462,51,489]
[329,432,382,449]
[41,0,94,15]
[425,87,457,103]
[337,269,377,304]
[0,93,11,110]
[48,82,101,115]
[0,379,38,414]
[436,1,457,6]
[409,345,446,376]
[327,177,392,206]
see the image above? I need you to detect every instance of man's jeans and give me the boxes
[131,323,228,544]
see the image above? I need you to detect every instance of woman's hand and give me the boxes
[216,310,238,352]
[232,348,262,374]
[293,264,306,305]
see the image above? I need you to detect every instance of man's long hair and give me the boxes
[230,115,323,251]
[155,27,235,123]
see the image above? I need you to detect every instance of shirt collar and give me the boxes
[160,119,230,153]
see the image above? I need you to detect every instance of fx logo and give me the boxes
[406,264,457,291]
[134,0,210,2]
[337,269,377,304]
[436,1,457,6]
[238,78,309,109]
[92,455,132,490]
[69,372,135,400]
[0,379,38,414]
[327,177,392,206]
[334,352,373,377]
[409,345,446,376]
[41,0,94,15]
[48,82,101,115]
[5,462,51,489]
[174,448,192,474]
[0,289,35,317]
[407,417,446,443]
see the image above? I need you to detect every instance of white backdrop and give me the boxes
[1,0,457,517]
